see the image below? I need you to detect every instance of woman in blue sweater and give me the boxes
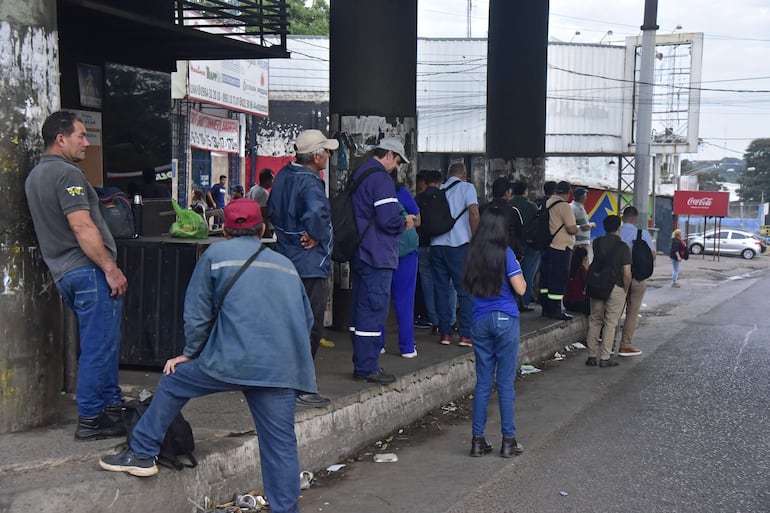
[462,207,527,458]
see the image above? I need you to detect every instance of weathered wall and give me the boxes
[0,1,63,432]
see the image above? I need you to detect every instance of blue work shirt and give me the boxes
[472,248,523,322]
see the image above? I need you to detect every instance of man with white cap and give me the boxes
[348,137,415,384]
[268,129,338,407]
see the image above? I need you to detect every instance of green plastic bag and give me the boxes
[169,199,209,239]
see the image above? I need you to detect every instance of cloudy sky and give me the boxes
[417,0,770,161]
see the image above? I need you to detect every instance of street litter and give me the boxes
[299,471,314,490]
[520,364,542,375]
[373,453,398,462]
[441,402,458,414]
[559,491,569,496]
[326,463,346,472]
[571,342,586,349]
[553,351,565,360]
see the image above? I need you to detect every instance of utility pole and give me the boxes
[467,0,472,38]
[634,0,658,230]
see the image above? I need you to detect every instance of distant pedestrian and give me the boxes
[585,215,631,368]
[231,184,244,200]
[539,181,578,320]
[249,168,274,207]
[100,199,317,513]
[670,229,687,287]
[462,208,526,458]
[509,181,539,310]
[570,187,595,263]
[207,175,227,209]
[25,111,128,442]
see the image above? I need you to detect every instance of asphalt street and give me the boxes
[298,260,770,513]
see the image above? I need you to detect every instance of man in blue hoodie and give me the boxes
[349,137,415,384]
[268,129,337,407]
[100,199,315,513]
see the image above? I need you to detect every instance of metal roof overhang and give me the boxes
[59,0,290,72]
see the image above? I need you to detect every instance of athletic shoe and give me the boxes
[401,350,418,359]
[440,334,452,345]
[414,319,433,329]
[458,336,473,347]
[99,448,158,477]
[618,346,642,357]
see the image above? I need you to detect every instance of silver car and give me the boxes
[686,229,766,260]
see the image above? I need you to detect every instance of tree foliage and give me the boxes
[287,0,329,35]
[739,138,770,202]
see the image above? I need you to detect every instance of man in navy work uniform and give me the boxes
[100,199,317,513]
[268,129,338,407]
[349,137,415,384]
[25,111,128,442]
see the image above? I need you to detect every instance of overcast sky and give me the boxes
[417,0,770,162]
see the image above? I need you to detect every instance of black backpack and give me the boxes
[122,397,197,470]
[631,229,654,280]
[330,168,383,263]
[522,199,564,251]
[95,188,135,239]
[418,181,468,237]
[586,240,625,300]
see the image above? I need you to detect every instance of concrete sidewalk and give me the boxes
[0,310,586,513]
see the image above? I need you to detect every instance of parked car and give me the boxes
[686,229,767,260]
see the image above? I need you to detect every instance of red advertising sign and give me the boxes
[673,191,729,216]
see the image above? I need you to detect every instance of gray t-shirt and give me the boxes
[25,154,117,282]
[248,184,269,207]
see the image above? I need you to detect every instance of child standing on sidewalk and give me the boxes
[461,208,527,458]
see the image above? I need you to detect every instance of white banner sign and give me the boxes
[189,110,240,154]
[188,59,269,117]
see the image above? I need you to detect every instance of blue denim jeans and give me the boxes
[470,311,520,438]
[56,265,123,417]
[518,244,541,306]
[671,258,680,284]
[430,244,472,337]
[350,257,393,375]
[130,360,301,513]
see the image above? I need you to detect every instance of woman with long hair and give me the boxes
[461,207,527,458]
[670,229,686,287]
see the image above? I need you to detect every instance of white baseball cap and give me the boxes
[375,137,409,164]
[295,129,339,154]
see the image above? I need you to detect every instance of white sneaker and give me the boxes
[401,350,418,359]
[380,347,386,354]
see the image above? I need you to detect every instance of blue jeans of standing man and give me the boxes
[470,311,520,438]
[129,359,301,513]
[431,244,472,338]
[518,244,541,307]
[56,265,123,417]
[350,256,393,375]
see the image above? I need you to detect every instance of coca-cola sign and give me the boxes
[674,191,729,216]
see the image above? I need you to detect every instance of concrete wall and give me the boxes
[0,0,63,432]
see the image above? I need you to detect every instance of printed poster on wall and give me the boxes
[188,59,269,117]
[189,110,240,154]
[77,63,103,109]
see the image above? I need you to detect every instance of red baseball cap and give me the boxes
[224,198,263,230]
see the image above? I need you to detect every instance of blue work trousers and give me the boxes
[350,257,393,375]
[518,244,541,307]
[470,311,520,438]
[380,251,418,354]
[56,265,123,417]
[430,244,472,338]
[540,247,572,316]
[129,359,301,513]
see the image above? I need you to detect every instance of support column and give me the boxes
[0,0,63,432]
[486,0,549,192]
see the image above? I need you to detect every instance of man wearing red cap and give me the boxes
[100,199,316,513]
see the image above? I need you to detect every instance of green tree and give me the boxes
[697,170,725,192]
[739,138,770,202]
[287,0,329,35]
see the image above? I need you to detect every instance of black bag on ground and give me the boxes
[522,199,564,251]
[417,181,468,237]
[631,229,654,280]
[330,168,383,263]
[586,241,625,300]
[122,397,197,470]
[95,187,135,239]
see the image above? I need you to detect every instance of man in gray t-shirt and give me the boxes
[25,111,128,442]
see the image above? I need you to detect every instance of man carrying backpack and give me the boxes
[509,181,539,311]
[100,200,317,513]
[616,205,656,357]
[430,162,480,346]
[348,137,414,384]
[539,181,579,320]
[585,215,631,367]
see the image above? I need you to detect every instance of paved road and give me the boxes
[298,258,770,513]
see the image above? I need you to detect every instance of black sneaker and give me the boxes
[296,392,331,408]
[414,318,433,329]
[599,359,619,368]
[353,369,396,384]
[99,448,158,477]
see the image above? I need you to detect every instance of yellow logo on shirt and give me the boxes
[66,186,85,196]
